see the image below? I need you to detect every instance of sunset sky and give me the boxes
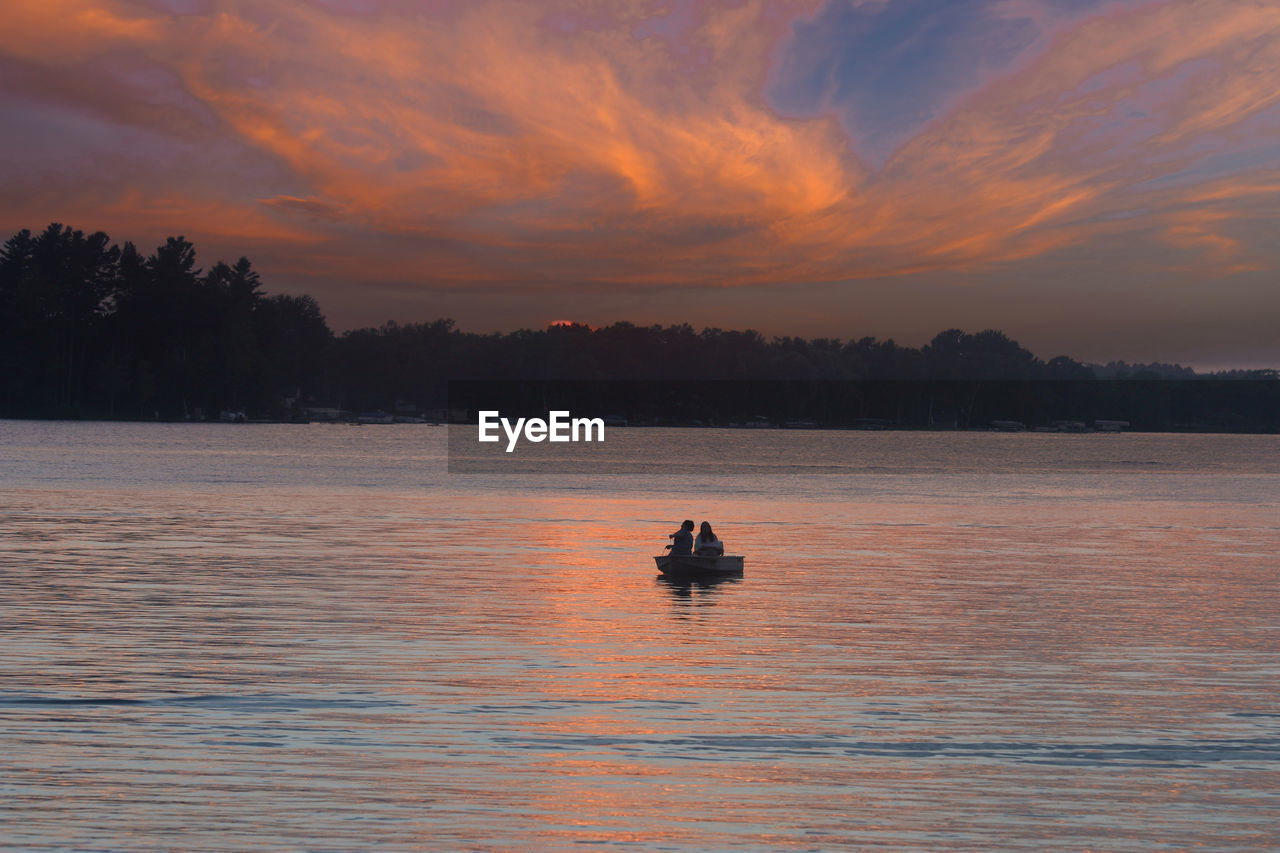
[2,0,1278,368]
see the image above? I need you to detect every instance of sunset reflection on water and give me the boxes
[1,423,1277,850]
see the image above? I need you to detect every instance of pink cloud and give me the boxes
[0,0,1276,298]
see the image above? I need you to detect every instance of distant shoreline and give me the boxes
[4,415,1276,435]
[5,225,1276,430]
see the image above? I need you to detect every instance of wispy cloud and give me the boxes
[1,0,1277,299]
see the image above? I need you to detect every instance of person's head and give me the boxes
[681,519,695,531]
[699,521,714,538]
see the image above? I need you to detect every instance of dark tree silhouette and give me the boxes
[0,224,119,413]
[1,222,1275,431]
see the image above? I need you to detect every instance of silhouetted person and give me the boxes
[666,519,695,555]
[695,521,724,556]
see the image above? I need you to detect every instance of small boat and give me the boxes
[654,554,745,579]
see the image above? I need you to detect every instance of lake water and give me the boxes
[2,421,1278,851]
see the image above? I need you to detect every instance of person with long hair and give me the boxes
[695,521,724,556]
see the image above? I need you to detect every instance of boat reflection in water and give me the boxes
[655,570,742,606]
[654,554,745,605]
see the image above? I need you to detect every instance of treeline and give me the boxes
[2,224,1277,428]
[1,224,329,420]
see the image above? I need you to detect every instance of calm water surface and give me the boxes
[2,422,1278,850]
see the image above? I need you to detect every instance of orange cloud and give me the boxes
[0,1,162,61]
[1,0,1277,295]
